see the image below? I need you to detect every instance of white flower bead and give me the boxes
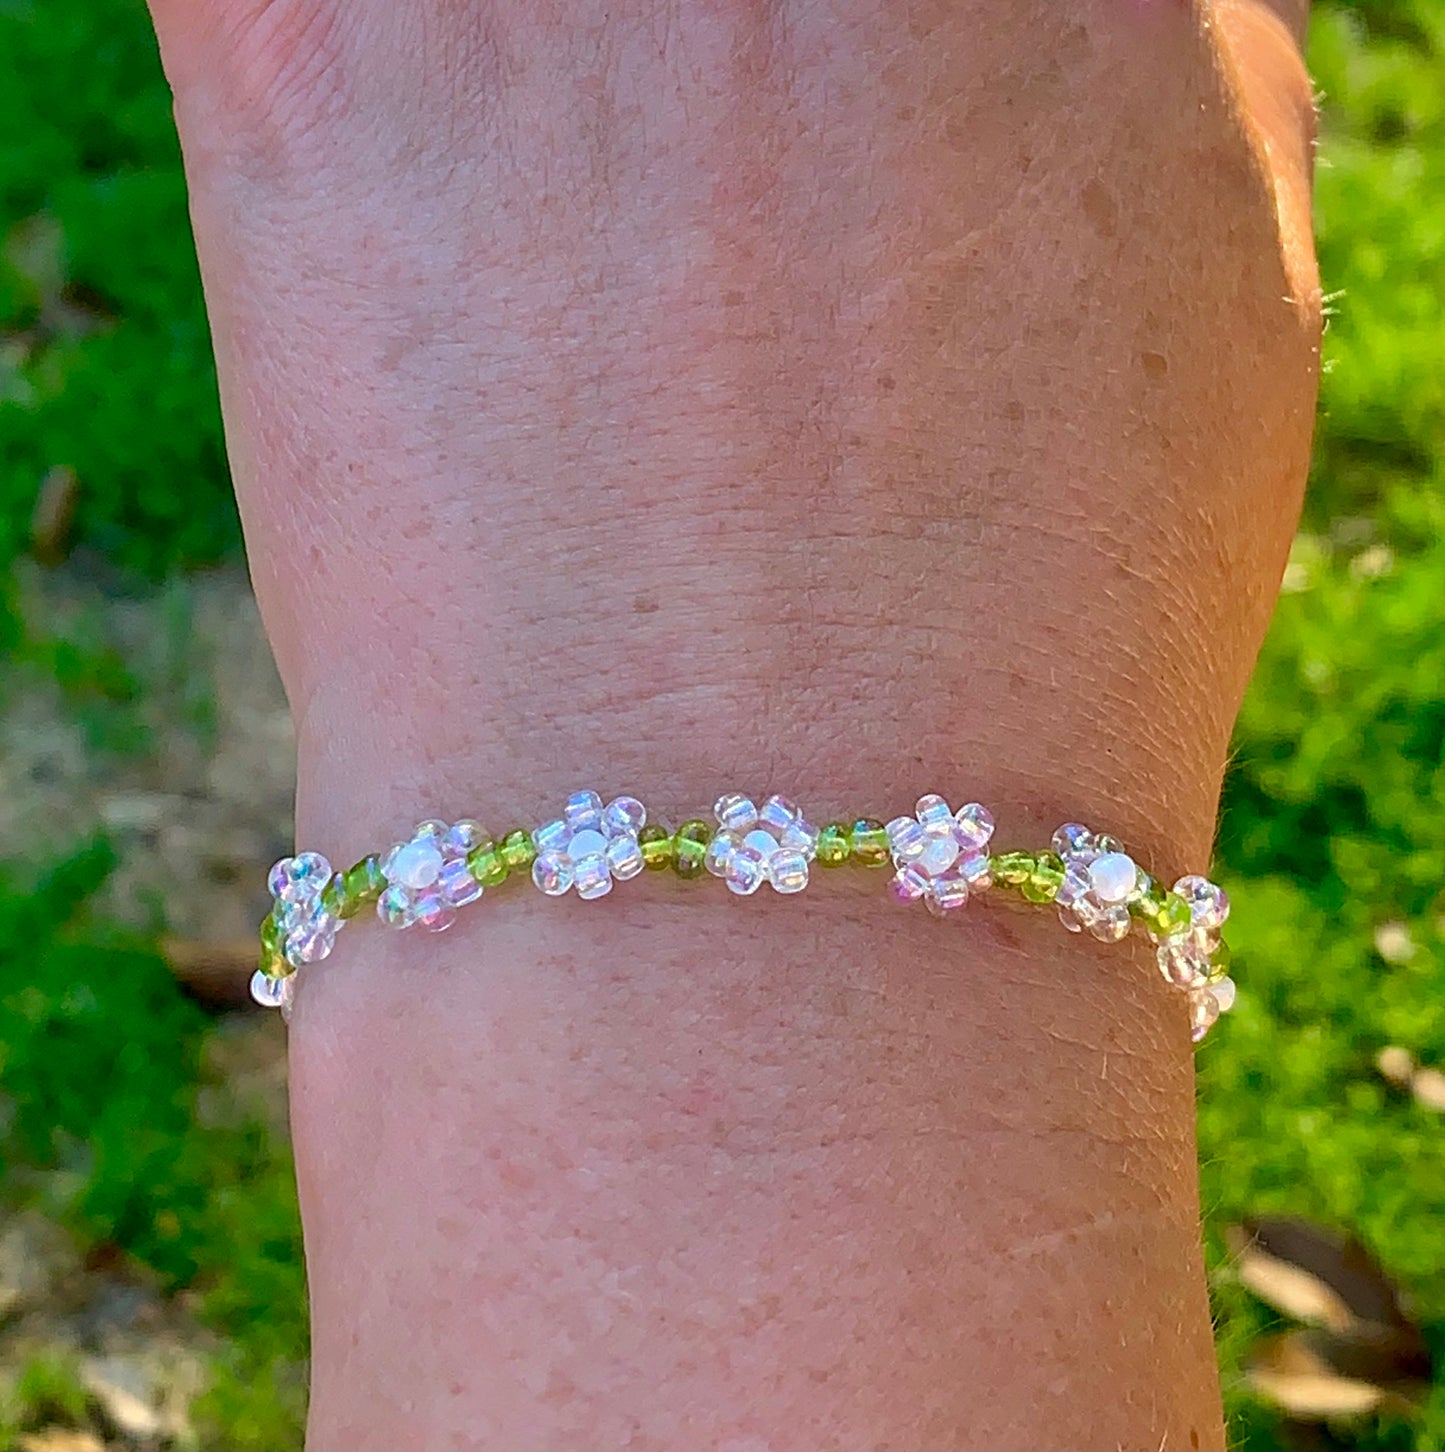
[528,792,648,898]
[708,792,818,894]
[884,794,991,913]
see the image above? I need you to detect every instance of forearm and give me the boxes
[161,0,1319,1446]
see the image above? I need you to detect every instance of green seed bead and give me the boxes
[321,875,347,919]
[1129,880,1167,923]
[849,819,890,867]
[1022,851,1065,903]
[499,829,537,872]
[467,843,509,887]
[816,822,853,868]
[991,851,1037,888]
[1155,891,1192,938]
[638,823,674,871]
[673,819,711,879]
[1208,938,1233,980]
[259,946,289,980]
[342,855,386,910]
[260,912,283,955]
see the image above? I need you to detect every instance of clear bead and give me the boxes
[1212,976,1237,1013]
[412,819,449,842]
[250,969,287,1008]
[705,831,739,876]
[605,796,647,834]
[890,865,929,903]
[267,858,294,899]
[532,851,574,896]
[271,851,332,904]
[767,849,810,894]
[564,790,605,832]
[1174,874,1230,930]
[725,845,767,896]
[915,794,953,830]
[714,793,758,832]
[782,819,819,856]
[886,816,926,863]
[286,915,337,966]
[1087,904,1132,943]
[443,820,487,858]
[1087,852,1139,905]
[759,795,800,831]
[387,836,444,891]
[918,833,960,876]
[533,818,570,854]
[574,853,613,899]
[415,894,456,933]
[377,885,417,928]
[1157,939,1206,989]
[959,851,993,889]
[1058,905,1083,933]
[1187,924,1221,957]
[743,828,777,859]
[606,835,645,880]
[1189,987,1221,1042]
[953,802,995,852]
[439,857,483,907]
[930,876,969,913]
[1051,823,1092,858]
[1054,862,1091,909]
[1093,833,1125,856]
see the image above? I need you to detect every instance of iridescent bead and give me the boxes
[782,819,819,854]
[1054,862,1091,909]
[1051,823,1092,858]
[1094,833,1125,856]
[953,802,995,852]
[606,834,646,880]
[725,845,767,896]
[638,824,674,871]
[604,796,647,835]
[443,820,488,857]
[568,828,609,861]
[816,823,852,868]
[1152,891,1193,940]
[1211,976,1237,1013]
[1087,904,1132,943]
[915,794,953,830]
[260,913,283,956]
[959,851,992,889]
[377,885,417,928]
[1087,852,1139,905]
[767,849,810,895]
[928,876,969,914]
[1174,874,1230,930]
[413,819,448,842]
[574,853,613,900]
[532,818,570,854]
[285,915,337,966]
[1189,987,1221,1042]
[673,820,711,879]
[759,795,800,831]
[1156,938,1206,988]
[467,845,509,887]
[564,790,605,832]
[268,852,332,904]
[532,851,573,896]
[251,969,287,1008]
[742,828,777,859]
[886,816,927,862]
[438,857,483,907]
[850,819,890,867]
[386,836,444,891]
[499,829,537,872]
[320,874,348,921]
[1058,905,1083,933]
[415,894,456,933]
[890,865,929,903]
[714,794,758,832]
[705,830,739,877]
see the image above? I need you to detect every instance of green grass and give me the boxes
[2,0,1445,1447]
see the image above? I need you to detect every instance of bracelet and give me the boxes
[254,791,1234,1042]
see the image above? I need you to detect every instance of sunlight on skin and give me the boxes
[146,2,1318,1446]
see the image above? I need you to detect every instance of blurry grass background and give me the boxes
[3,0,1445,1447]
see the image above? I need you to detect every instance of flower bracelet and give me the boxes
[254,791,1234,1042]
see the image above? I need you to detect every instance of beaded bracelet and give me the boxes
[255,791,1234,1042]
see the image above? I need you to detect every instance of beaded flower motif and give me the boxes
[885,795,995,914]
[267,852,338,968]
[530,791,647,899]
[1052,823,1235,1040]
[377,819,488,932]
[706,794,818,895]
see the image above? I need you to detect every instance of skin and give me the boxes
[143,1,1319,1447]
